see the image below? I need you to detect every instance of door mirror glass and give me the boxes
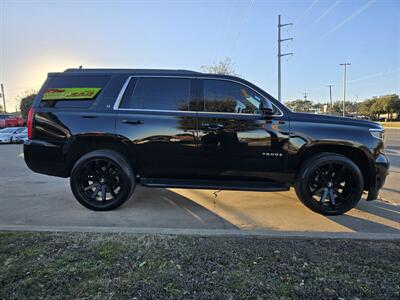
[259,98,274,115]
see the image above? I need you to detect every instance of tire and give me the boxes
[70,150,135,211]
[294,152,364,216]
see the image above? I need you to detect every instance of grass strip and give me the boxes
[1,231,399,299]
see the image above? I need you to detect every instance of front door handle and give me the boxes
[122,120,144,125]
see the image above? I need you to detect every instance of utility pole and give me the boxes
[327,84,334,114]
[277,14,293,102]
[0,83,6,113]
[340,63,351,117]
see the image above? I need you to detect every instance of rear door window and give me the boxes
[40,76,110,108]
[120,77,191,111]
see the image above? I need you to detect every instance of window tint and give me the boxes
[40,76,109,108]
[120,78,190,111]
[202,79,264,114]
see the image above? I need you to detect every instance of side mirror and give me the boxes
[259,98,274,115]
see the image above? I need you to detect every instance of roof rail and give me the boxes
[63,68,201,75]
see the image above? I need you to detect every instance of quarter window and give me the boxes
[202,80,261,114]
[40,76,109,108]
[120,78,191,111]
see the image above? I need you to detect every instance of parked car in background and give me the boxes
[0,114,26,128]
[0,127,26,144]
[0,115,5,128]
[11,127,28,143]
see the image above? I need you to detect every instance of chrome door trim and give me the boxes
[113,75,284,117]
[113,76,133,110]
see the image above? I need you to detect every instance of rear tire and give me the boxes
[295,153,364,215]
[70,150,135,211]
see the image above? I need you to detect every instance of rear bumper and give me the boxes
[24,139,69,177]
[367,153,390,201]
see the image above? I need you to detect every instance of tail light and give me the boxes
[27,107,35,139]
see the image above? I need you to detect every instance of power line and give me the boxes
[320,0,376,40]
[230,0,256,56]
[299,0,320,21]
[277,14,293,102]
[310,0,341,27]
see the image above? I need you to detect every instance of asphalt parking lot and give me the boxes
[0,129,399,236]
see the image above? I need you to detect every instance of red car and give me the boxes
[0,114,26,128]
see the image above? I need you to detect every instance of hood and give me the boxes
[0,133,12,137]
[14,133,27,137]
[290,112,382,129]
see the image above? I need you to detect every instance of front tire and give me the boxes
[295,153,364,215]
[70,150,135,211]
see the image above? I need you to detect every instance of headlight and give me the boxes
[369,128,385,140]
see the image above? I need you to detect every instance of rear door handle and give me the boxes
[82,115,97,119]
[122,120,144,125]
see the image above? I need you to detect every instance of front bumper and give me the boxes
[12,137,27,143]
[0,138,11,143]
[367,153,390,201]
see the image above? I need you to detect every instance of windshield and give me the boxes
[0,128,16,133]
[15,127,26,133]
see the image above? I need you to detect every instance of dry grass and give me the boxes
[1,231,399,299]
[379,121,400,128]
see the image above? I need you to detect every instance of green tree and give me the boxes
[370,97,386,120]
[379,94,400,121]
[19,90,37,120]
[201,57,238,76]
[331,101,359,116]
[357,98,377,119]
[285,99,314,112]
[312,102,327,113]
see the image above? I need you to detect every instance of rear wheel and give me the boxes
[70,150,135,211]
[295,153,364,215]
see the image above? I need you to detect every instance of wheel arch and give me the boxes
[65,134,137,176]
[295,143,373,188]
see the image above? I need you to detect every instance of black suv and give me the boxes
[24,68,389,215]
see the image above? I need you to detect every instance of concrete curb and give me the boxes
[1,225,400,240]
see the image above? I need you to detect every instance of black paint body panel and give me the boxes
[24,69,389,194]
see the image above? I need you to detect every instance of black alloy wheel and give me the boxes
[295,153,364,215]
[70,150,135,211]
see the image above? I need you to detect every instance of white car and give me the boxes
[0,127,26,144]
[11,128,28,143]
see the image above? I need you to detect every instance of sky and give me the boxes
[0,0,399,112]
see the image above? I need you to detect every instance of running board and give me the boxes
[140,178,290,192]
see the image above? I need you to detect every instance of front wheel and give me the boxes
[70,150,135,211]
[295,153,364,215]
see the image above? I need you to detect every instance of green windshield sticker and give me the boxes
[42,87,101,100]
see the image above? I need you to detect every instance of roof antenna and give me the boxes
[79,66,83,69]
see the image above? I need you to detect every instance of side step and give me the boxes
[140,178,290,192]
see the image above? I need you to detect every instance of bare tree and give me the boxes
[18,90,37,120]
[201,57,238,76]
